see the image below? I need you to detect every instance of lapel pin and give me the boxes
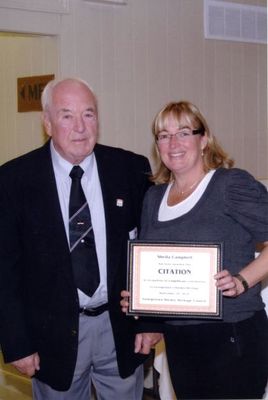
[116,199,124,207]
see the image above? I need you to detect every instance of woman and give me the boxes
[122,101,268,399]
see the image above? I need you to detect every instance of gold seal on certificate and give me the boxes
[127,241,223,319]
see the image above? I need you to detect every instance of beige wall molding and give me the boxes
[0,0,69,14]
[83,0,126,4]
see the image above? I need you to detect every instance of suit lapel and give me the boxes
[28,141,70,255]
[94,145,127,291]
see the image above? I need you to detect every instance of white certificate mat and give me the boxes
[127,241,222,318]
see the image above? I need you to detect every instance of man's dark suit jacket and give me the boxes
[0,140,152,390]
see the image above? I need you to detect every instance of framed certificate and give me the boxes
[127,241,223,319]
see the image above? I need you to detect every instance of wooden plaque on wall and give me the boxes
[17,74,54,112]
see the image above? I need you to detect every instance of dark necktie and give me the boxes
[69,165,100,297]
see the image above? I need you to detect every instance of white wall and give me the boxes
[0,0,267,179]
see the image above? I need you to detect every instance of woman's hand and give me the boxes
[120,290,139,319]
[214,269,244,297]
[120,290,130,313]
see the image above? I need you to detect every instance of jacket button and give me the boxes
[71,329,77,336]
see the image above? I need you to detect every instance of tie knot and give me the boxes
[70,165,84,180]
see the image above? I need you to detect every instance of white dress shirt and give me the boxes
[50,141,107,308]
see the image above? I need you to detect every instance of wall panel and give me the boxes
[0,34,58,163]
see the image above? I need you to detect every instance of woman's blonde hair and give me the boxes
[152,101,234,184]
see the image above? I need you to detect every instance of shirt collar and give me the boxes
[50,140,95,180]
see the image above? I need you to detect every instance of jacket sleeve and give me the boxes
[0,168,36,363]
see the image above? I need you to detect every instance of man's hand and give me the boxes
[11,353,40,377]
[120,290,130,313]
[134,333,163,354]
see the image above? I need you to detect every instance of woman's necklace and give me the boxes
[174,174,205,198]
[168,173,206,206]
[180,178,201,195]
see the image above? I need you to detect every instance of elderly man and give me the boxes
[0,78,161,399]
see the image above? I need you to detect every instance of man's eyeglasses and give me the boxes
[156,128,204,143]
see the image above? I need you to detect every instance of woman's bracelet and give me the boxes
[234,273,249,293]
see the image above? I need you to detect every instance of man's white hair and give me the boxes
[41,77,97,111]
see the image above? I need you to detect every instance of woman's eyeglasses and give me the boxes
[156,128,204,144]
